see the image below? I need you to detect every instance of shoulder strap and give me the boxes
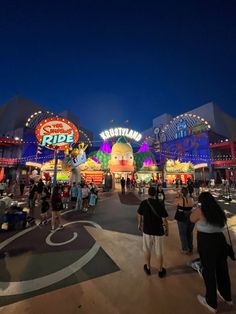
[226,220,233,246]
[147,199,161,219]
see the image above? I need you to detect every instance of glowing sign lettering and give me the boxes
[35,117,79,151]
[41,134,74,146]
[100,127,142,142]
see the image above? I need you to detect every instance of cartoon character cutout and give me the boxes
[108,138,134,172]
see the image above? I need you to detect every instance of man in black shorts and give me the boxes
[137,187,169,277]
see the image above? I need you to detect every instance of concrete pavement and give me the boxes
[0,189,236,314]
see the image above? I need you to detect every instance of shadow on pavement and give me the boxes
[0,252,10,291]
[118,192,141,205]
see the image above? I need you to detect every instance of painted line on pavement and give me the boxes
[0,220,102,296]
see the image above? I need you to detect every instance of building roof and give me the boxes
[186,102,236,139]
[0,95,46,134]
[0,96,93,142]
[142,102,236,140]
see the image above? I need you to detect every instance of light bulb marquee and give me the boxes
[35,117,79,150]
[159,113,211,143]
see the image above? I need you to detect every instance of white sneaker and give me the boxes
[197,295,217,313]
[217,290,234,306]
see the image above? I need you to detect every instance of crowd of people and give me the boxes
[137,181,234,313]
[0,175,234,312]
[0,178,99,232]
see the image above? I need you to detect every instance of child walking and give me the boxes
[89,188,97,213]
[62,185,70,209]
[39,198,49,226]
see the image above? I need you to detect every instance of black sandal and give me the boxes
[144,264,151,275]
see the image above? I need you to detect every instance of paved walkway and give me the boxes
[0,189,236,314]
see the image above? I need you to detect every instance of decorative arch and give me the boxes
[159,113,211,143]
[25,111,92,146]
[25,111,55,129]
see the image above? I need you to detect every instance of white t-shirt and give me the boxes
[82,187,89,198]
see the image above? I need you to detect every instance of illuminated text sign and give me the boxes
[35,117,79,150]
[100,127,142,142]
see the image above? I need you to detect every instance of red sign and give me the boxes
[0,158,18,166]
[35,117,79,151]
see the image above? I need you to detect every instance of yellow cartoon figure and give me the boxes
[108,138,134,172]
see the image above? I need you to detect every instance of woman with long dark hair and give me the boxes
[175,187,195,254]
[190,192,233,313]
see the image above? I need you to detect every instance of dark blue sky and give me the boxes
[0,0,236,137]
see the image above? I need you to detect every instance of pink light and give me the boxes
[92,157,100,163]
[138,141,150,153]
[99,141,112,154]
[143,157,154,166]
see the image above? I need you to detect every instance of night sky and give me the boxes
[0,0,236,138]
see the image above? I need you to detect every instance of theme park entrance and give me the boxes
[114,172,133,190]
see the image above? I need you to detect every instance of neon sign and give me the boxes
[100,127,142,142]
[35,117,79,150]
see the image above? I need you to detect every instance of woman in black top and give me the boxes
[51,185,63,232]
[175,187,194,254]
[190,192,233,312]
[156,184,165,204]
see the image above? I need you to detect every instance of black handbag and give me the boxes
[226,222,235,260]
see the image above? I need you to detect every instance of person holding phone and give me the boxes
[190,192,233,313]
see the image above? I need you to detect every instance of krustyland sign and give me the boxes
[100,127,142,142]
[35,117,79,150]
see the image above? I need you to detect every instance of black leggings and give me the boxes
[197,231,232,309]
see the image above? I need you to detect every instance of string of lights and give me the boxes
[10,148,228,164]
[0,137,233,162]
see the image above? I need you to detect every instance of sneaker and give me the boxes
[58,225,64,230]
[191,260,203,277]
[158,267,167,278]
[197,295,217,313]
[50,228,55,232]
[143,264,151,275]
[217,290,234,306]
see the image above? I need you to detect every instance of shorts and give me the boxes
[143,233,164,256]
